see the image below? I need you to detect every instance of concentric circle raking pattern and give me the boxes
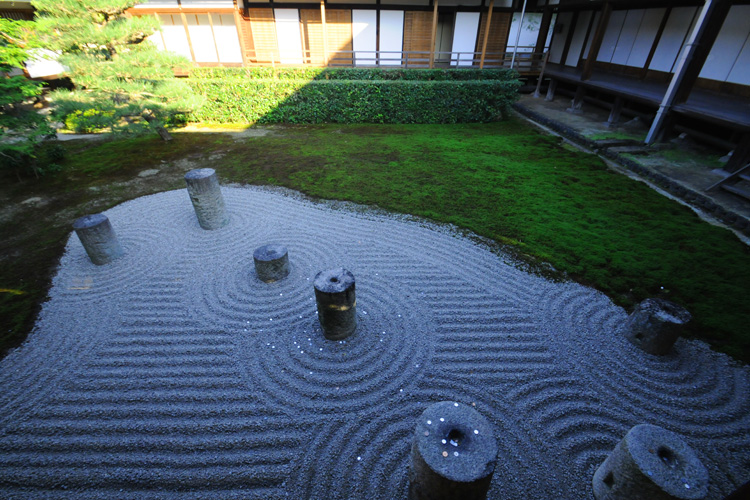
[0,186,748,500]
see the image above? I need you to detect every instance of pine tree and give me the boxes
[0,18,55,178]
[32,0,201,139]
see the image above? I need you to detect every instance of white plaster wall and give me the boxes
[214,13,243,63]
[508,12,545,53]
[700,5,750,82]
[548,11,571,64]
[451,12,480,66]
[160,14,193,60]
[564,10,591,67]
[148,31,165,51]
[727,36,750,85]
[25,49,66,79]
[596,9,626,63]
[274,9,304,65]
[381,0,429,5]
[625,8,665,68]
[547,13,557,49]
[352,9,377,66]
[379,10,404,66]
[610,9,643,65]
[649,6,697,73]
[187,14,218,63]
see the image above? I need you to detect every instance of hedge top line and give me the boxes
[189,79,522,88]
[189,67,520,82]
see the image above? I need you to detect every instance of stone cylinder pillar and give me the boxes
[314,268,356,340]
[593,424,708,500]
[184,168,228,230]
[623,299,691,355]
[73,213,124,266]
[254,244,290,283]
[409,401,497,500]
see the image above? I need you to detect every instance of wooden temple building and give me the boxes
[542,0,750,172]
[126,0,749,169]
[3,0,749,170]
[129,0,556,70]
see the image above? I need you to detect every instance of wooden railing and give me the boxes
[235,47,546,74]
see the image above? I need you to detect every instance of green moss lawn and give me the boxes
[2,118,749,361]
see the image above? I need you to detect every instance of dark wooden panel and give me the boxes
[403,10,433,66]
[249,8,279,64]
[475,11,511,67]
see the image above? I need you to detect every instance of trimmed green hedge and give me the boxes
[190,66,520,82]
[187,68,521,124]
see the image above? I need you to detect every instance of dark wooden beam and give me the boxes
[607,96,623,127]
[567,85,586,113]
[429,0,438,69]
[557,0,704,10]
[479,0,495,69]
[580,1,611,81]
[545,78,557,101]
[646,0,734,144]
[534,6,553,54]
[672,0,733,104]
[725,133,750,173]
[577,9,597,69]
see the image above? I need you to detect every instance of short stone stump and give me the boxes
[623,299,691,355]
[314,268,356,340]
[593,424,708,500]
[409,401,497,500]
[184,168,228,230]
[253,244,290,283]
[73,213,124,266]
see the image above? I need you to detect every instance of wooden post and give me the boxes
[510,0,528,69]
[545,78,557,101]
[429,0,439,69]
[207,13,221,65]
[725,132,750,173]
[567,85,586,114]
[232,2,249,66]
[533,51,549,98]
[180,12,197,63]
[534,7,552,55]
[321,1,329,66]
[671,0,732,104]
[646,0,732,144]
[581,1,612,81]
[607,96,623,128]
[479,0,494,69]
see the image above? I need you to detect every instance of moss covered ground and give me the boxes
[2,119,749,361]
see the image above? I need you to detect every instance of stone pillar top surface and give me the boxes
[624,424,708,498]
[73,213,109,229]
[314,268,355,294]
[413,401,497,484]
[184,168,216,180]
[638,299,691,325]
[254,244,288,262]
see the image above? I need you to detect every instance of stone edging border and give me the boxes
[512,102,750,237]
